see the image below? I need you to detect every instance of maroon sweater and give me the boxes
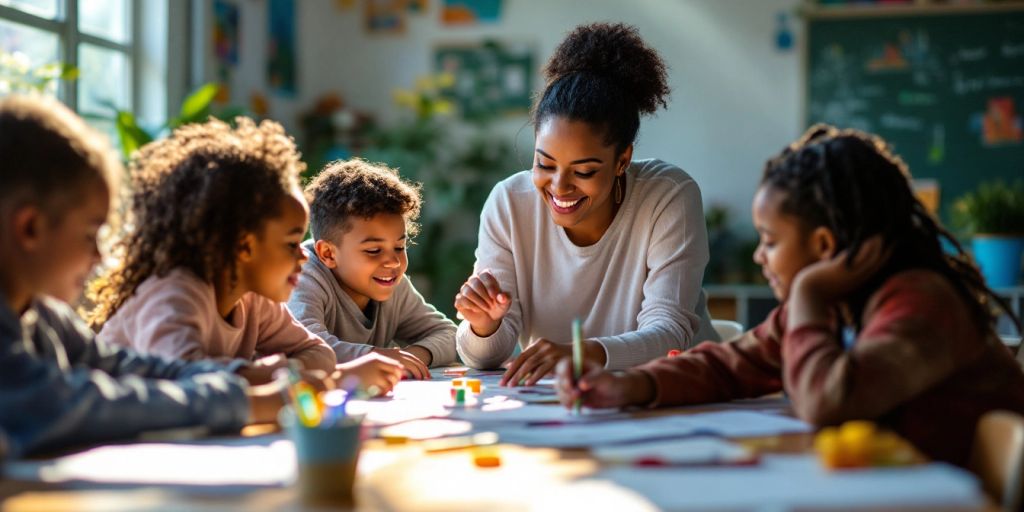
[638,269,1024,466]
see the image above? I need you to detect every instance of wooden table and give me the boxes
[0,400,990,512]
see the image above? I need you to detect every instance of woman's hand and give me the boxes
[554,358,655,409]
[454,270,512,337]
[500,338,606,387]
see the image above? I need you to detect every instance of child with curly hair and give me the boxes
[0,95,306,457]
[287,159,457,379]
[89,119,402,391]
[556,125,1024,467]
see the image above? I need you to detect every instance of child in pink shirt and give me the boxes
[90,118,398,389]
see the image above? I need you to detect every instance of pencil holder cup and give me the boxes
[281,407,364,506]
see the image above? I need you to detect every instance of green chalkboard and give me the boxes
[806,9,1024,221]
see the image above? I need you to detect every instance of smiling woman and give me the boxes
[454,23,718,380]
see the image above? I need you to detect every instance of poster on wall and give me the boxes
[213,0,239,65]
[434,40,532,121]
[267,0,296,96]
[441,0,501,25]
[365,0,406,34]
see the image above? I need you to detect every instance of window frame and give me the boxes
[0,0,140,115]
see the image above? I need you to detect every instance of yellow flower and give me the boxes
[432,100,454,115]
[435,72,455,89]
[415,75,434,92]
[393,89,418,108]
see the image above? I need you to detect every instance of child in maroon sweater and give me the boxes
[556,124,1024,467]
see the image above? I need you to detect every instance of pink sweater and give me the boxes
[98,268,336,373]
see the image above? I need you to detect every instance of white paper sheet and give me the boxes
[592,436,752,465]
[486,411,810,448]
[662,410,811,437]
[542,455,984,510]
[4,437,295,488]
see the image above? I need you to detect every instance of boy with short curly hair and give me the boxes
[288,158,457,378]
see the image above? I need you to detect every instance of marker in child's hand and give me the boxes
[571,317,583,416]
[667,349,682,357]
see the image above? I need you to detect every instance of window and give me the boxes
[0,0,134,134]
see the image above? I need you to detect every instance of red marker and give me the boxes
[667,349,682,357]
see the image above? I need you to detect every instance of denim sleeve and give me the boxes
[0,303,250,458]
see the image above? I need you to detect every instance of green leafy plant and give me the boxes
[952,179,1024,236]
[0,49,78,95]
[109,83,246,160]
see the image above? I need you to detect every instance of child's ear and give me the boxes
[810,226,837,260]
[11,205,45,251]
[237,232,257,263]
[314,239,338,269]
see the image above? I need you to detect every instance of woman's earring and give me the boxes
[614,174,624,204]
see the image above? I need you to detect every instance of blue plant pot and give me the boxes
[973,236,1024,288]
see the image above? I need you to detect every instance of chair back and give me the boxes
[970,410,1024,511]
[711,319,744,341]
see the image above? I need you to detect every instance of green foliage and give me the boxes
[172,83,220,127]
[703,205,766,285]
[0,49,77,95]
[952,180,1024,236]
[110,83,240,160]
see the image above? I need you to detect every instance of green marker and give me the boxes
[572,317,583,416]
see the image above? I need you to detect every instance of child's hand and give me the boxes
[335,352,403,396]
[372,347,431,380]
[792,236,891,304]
[554,358,655,410]
[246,382,286,424]
[237,353,290,386]
[454,270,511,337]
[500,338,604,387]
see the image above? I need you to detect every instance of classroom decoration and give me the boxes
[441,0,501,25]
[434,40,533,121]
[365,0,407,34]
[805,9,1024,222]
[267,0,297,96]
[212,0,239,65]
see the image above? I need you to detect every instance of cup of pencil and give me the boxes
[281,391,364,506]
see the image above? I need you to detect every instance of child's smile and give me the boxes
[324,212,409,311]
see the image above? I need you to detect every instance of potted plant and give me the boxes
[953,179,1024,288]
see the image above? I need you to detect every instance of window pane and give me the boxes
[0,0,58,20]
[0,18,60,94]
[80,112,118,149]
[79,0,129,44]
[78,43,130,114]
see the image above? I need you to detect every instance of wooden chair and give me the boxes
[970,410,1024,511]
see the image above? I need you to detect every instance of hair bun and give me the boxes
[543,22,670,115]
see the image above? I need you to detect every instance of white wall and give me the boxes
[200,0,804,229]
